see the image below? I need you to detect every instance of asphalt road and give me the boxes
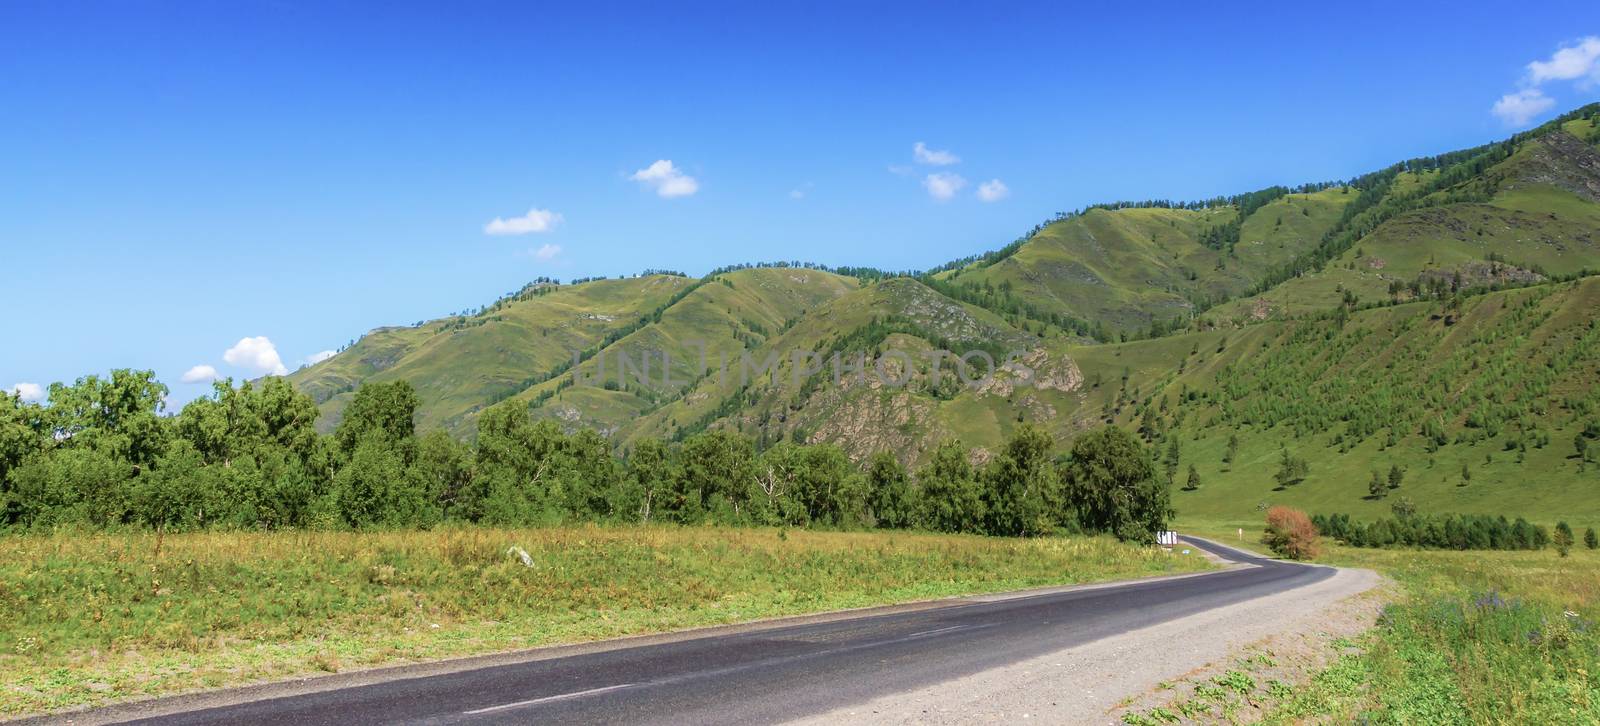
[109,537,1327,726]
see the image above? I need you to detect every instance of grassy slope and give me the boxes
[509,267,859,437]
[941,190,1351,333]
[287,275,698,434]
[1210,129,1600,321]
[1112,278,1600,530]
[617,276,1075,461]
[0,526,1209,715]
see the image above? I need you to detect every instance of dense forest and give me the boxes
[0,372,1172,542]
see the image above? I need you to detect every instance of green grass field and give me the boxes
[1264,544,1600,723]
[0,525,1208,716]
[1129,516,1600,724]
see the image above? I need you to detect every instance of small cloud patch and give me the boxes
[223,336,289,376]
[913,142,960,166]
[484,208,562,236]
[180,365,220,384]
[630,160,699,198]
[1492,89,1555,126]
[923,172,967,202]
[1490,36,1600,127]
[977,179,1010,202]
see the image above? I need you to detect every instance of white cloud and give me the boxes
[913,142,960,166]
[1492,88,1556,126]
[223,336,289,376]
[789,182,814,200]
[180,364,220,384]
[533,243,562,261]
[484,208,562,236]
[630,160,699,198]
[977,179,1010,202]
[305,350,337,365]
[8,382,44,403]
[1527,36,1600,85]
[1492,36,1600,127]
[922,172,967,202]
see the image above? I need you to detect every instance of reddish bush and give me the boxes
[1263,506,1320,560]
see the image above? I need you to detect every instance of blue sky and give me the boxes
[3,1,1600,407]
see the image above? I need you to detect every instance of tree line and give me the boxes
[0,372,1173,541]
[1313,511,1556,551]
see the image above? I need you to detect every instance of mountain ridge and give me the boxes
[285,103,1600,524]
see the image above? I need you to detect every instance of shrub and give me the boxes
[1262,506,1320,560]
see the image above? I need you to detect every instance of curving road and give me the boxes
[89,537,1328,725]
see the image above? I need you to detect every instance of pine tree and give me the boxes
[1554,521,1574,557]
[1586,527,1598,550]
[1184,463,1201,491]
[1163,437,1181,487]
[1387,464,1404,490]
[1274,449,1308,488]
[1368,470,1386,499]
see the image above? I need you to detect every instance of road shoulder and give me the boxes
[787,565,1385,725]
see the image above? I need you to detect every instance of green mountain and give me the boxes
[288,103,1600,524]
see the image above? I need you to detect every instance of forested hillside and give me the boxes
[1090,277,1600,523]
[286,106,1600,452]
[10,104,1600,532]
